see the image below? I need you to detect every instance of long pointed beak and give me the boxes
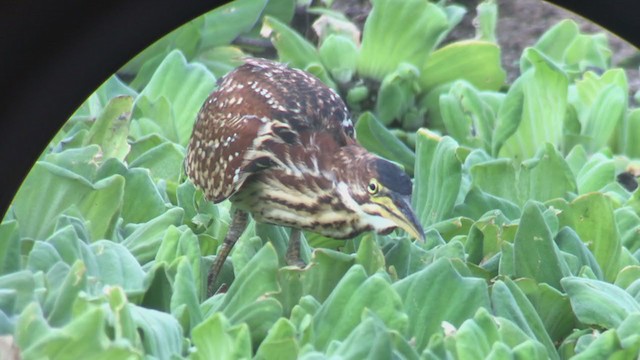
[389,193,425,242]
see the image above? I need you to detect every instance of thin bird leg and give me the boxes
[207,210,249,297]
[285,228,306,267]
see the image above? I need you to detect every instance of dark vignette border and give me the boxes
[0,0,637,217]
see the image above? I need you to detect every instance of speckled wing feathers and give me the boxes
[185,58,355,203]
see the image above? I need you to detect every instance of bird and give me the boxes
[185,58,424,297]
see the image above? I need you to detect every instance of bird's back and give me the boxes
[185,58,355,203]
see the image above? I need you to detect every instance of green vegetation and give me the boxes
[2,0,640,358]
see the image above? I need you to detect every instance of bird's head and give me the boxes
[335,149,425,242]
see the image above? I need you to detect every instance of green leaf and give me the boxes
[475,0,497,42]
[92,240,146,297]
[0,220,20,275]
[171,257,203,334]
[625,109,640,158]
[513,201,568,289]
[0,271,37,316]
[413,131,462,227]
[470,158,519,205]
[375,63,420,126]
[557,193,621,281]
[195,46,246,78]
[129,304,184,358]
[135,50,216,146]
[199,0,268,49]
[355,234,386,276]
[562,276,640,328]
[491,278,559,359]
[582,85,626,152]
[12,161,124,241]
[574,153,615,194]
[70,75,137,120]
[191,312,251,360]
[555,227,603,279]
[264,15,321,70]
[496,48,568,161]
[255,318,299,360]
[325,314,418,360]
[454,188,521,221]
[121,207,184,264]
[319,34,358,84]
[515,279,577,342]
[96,158,169,224]
[518,143,577,204]
[439,80,496,151]
[617,207,640,254]
[393,257,490,352]
[83,95,133,162]
[312,266,407,350]
[421,41,505,92]
[358,0,449,79]
[210,243,279,318]
[571,70,628,152]
[354,112,416,174]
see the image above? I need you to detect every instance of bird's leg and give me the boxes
[285,229,306,267]
[207,210,249,297]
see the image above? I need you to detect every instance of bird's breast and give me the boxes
[230,170,372,239]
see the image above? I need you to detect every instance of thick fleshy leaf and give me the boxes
[83,96,133,162]
[413,131,462,227]
[129,304,184,358]
[393,257,490,352]
[319,34,358,84]
[255,317,299,360]
[518,143,577,204]
[209,243,280,319]
[562,276,640,328]
[96,158,169,224]
[439,80,497,151]
[263,15,321,70]
[312,266,407,350]
[121,208,185,264]
[513,201,569,289]
[491,278,559,359]
[355,234,386,276]
[556,193,621,281]
[324,314,419,360]
[571,69,628,153]
[358,0,449,79]
[421,41,505,92]
[128,141,185,183]
[355,112,415,175]
[516,279,577,342]
[554,227,603,279]
[470,158,519,205]
[92,240,146,296]
[0,220,20,275]
[625,109,640,158]
[198,0,268,50]
[12,161,124,241]
[135,50,216,146]
[191,312,251,360]
[495,48,568,161]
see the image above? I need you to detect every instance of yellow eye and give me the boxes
[368,180,379,194]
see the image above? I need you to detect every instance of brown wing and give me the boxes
[185,58,355,203]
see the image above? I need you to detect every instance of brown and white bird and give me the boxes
[185,58,424,296]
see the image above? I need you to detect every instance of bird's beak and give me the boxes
[388,193,425,242]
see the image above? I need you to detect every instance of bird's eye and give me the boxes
[368,180,379,194]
